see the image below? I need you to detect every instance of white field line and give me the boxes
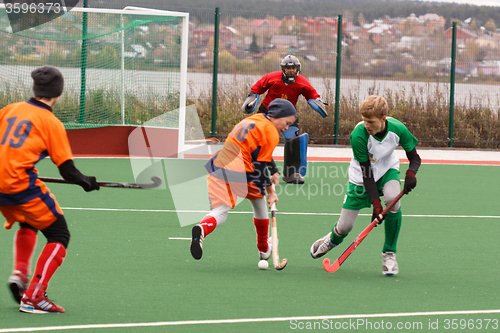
[1,309,500,332]
[60,207,500,219]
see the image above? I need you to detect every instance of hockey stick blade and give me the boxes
[323,190,405,273]
[185,138,220,143]
[39,176,162,189]
[271,204,287,270]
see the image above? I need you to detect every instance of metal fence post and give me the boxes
[211,7,220,139]
[448,22,457,148]
[79,0,88,124]
[334,14,342,144]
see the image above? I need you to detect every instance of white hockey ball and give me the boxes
[258,260,269,270]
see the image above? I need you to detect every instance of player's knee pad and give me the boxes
[40,215,71,248]
[282,126,299,142]
[383,180,401,211]
[283,133,308,177]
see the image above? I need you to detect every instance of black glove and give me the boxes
[404,170,417,194]
[372,199,384,225]
[81,176,100,192]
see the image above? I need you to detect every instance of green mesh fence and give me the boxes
[2,2,500,148]
[0,7,186,130]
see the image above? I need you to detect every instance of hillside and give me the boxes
[87,0,500,28]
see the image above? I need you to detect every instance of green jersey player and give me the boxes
[310,95,421,275]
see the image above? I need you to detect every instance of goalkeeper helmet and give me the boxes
[280,55,301,84]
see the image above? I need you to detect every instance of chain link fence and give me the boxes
[1,1,499,147]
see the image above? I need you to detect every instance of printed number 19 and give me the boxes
[1,116,33,148]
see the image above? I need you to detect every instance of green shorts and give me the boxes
[342,168,400,211]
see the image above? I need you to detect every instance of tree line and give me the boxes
[89,0,500,28]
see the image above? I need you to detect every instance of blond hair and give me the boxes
[360,95,388,119]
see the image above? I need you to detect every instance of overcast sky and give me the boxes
[408,0,500,7]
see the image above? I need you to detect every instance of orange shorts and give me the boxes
[207,174,264,209]
[1,182,63,230]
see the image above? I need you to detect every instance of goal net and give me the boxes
[0,5,219,226]
[0,5,189,153]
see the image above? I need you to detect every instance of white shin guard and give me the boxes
[207,205,230,227]
[335,208,360,235]
[250,197,269,220]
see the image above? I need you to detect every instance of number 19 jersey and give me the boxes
[0,100,73,195]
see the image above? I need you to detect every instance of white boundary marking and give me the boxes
[61,207,500,219]
[1,309,500,332]
[16,154,495,332]
[27,157,494,332]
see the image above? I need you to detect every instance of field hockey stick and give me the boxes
[185,138,220,143]
[323,190,405,273]
[39,176,162,189]
[270,190,287,270]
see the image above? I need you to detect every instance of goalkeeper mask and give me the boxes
[280,55,301,84]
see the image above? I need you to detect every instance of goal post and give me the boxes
[0,4,190,158]
[122,6,189,157]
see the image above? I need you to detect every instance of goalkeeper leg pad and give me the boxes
[298,133,308,176]
[282,133,308,183]
[282,126,299,142]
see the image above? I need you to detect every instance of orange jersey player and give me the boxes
[190,99,297,264]
[0,66,99,314]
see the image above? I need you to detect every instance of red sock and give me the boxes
[199,216,217,236]
[26,242,66,298]
[13,228,37,276]
[253,218,269,252]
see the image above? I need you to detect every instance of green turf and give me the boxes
[0,158,499,332]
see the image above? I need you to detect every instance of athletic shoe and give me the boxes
[310,232,336,259]
[282,173,305,184]
[8,270,29,304]
[382,251,399,276]
[190,225,204,260]
[19,293,65,314]
[259,237,272,260]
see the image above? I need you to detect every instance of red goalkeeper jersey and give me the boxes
[250,71,320,109]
